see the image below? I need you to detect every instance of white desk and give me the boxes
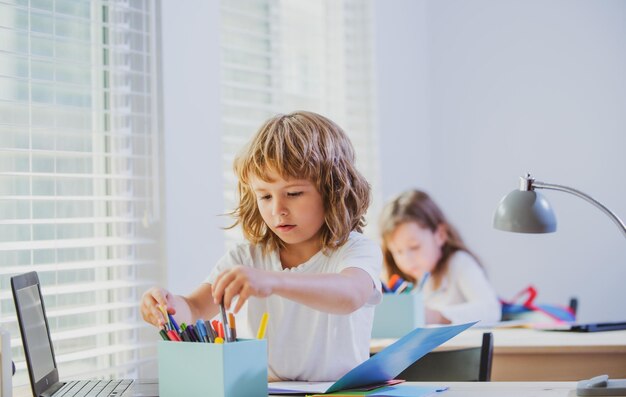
[269,382,587,397]
[367,382,582,396]
[12,381,614,396]
[371,328,626,381]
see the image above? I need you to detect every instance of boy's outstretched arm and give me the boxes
[213,266,375,314]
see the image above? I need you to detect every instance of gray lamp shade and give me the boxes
[493,189,557,233]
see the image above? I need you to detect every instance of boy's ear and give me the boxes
[434,224,447,247]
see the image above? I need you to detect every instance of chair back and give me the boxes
[396,332,493,382]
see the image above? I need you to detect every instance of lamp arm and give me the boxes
[531,180,626,239]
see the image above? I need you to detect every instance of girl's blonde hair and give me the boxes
[380,190,481,288]
[230,111,371,253]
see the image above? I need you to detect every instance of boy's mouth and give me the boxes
[276,224,296,232]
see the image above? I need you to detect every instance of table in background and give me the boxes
[371,328,626,381]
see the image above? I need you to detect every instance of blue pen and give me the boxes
[391,277,405,292]
[196,319,209,343]
[168,313,181,334]
[417,272,430,292]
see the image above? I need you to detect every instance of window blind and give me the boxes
[220,0,380,246]
[0,0,161,386]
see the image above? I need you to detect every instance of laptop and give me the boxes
[11,271,158,397]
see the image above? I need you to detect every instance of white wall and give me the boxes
[161,1,225,294]
[374,0,626,322]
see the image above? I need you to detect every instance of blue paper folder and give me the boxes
[268,322,476,395]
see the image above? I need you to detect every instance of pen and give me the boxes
[390,277,405,292]
[159,329,170,341]
[212,320,221,339]
[180,330,191,342]
[387,274,400,292]
[217,322,225,339]
[157,305,169,327]
[168,313,181,334]
[256,312,269,339]
[204,320,216,343]
[166,329,181,342]
[187,324,200,342]
[219,300,232,342]
[228,313,237,341]
[395,280,410,294]
[196,319,210,343]
[417,272,430,293]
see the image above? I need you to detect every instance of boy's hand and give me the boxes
[212,266,276,313]
[140,287,175,327]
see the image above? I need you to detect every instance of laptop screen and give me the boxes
[15,285,56,380]
[12,271,60,395]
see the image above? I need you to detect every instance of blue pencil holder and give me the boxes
[372,293,425,338]
[158,339,267,397]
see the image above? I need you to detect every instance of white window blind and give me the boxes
[0,0,161,387]
[220,0,380,245]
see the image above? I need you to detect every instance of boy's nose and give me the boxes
[272,200,288,216]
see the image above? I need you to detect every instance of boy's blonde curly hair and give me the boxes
[230,111,371,253]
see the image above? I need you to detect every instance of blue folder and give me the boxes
[268,321,476,395]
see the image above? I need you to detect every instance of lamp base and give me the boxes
[577,375,626,396]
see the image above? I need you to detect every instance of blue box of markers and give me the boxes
[158,339,267,397]
[372,293,425,338]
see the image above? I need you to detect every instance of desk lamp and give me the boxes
[493,173,626,237]
[493,173,626,396]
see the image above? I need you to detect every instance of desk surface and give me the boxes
[371,327,626,353]
[388,382,580,396]
[269,382,583,397]
[371,328,626,381]
[11,381,605,397]
[374,382,581,396]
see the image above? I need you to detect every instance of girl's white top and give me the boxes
[206,231,382,381]
[423,251,501,324]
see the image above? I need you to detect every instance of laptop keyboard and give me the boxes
[53,379,132,397]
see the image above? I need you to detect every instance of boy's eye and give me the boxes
[287,191,303,197]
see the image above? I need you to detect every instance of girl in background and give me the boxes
[380,189,501,324]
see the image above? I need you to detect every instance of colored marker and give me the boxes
[205,320,216,343]
[159,329,170,341]
[217,322,225,339]
[391,277,405,292]
[257,312,269,339]
[417,272,430,292]
[188,325,201,342]
[168,313,181,334]
[157,305,169,326]
[196,319,209,343]
[180,330,191,342]
[214,337,224,344]
[395,280,410,294]
[166,329,181,342]
[387,274,400,291]
[212,320,220,338]
[219,300,232,342]
[228,313,237,341]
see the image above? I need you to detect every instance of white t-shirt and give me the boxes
[206,231,382,381]
[422,251,501,324]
